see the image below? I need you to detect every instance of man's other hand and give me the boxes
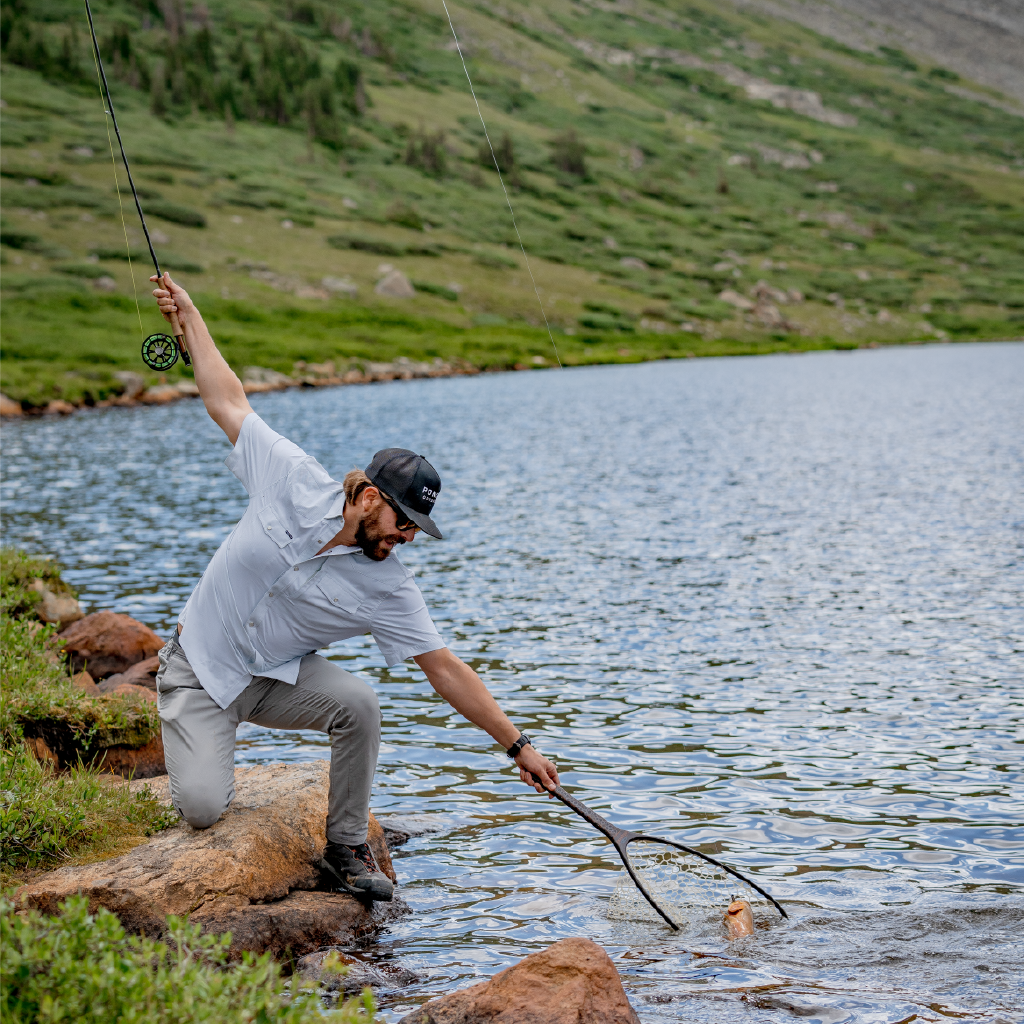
[516,745,560,795]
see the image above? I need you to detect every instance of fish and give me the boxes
[724,898,755,939]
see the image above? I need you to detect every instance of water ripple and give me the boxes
[3,343,1023,1022]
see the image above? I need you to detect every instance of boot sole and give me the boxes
[320,859,394,903]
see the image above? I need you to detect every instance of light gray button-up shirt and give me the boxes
[178,413,445,709]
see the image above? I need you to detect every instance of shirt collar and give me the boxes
[326,489,347,519]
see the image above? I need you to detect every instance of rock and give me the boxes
[59,611,164,678]
[23,735,59,768]
[93,275,117,292]
[0,393,23,417]
[92,734,166,777]
[28,579,84,626]
[99,680,158,702]
[397,938,640,1024]
[139,385,182,405]
[242,366,293,387]
[619,256,648,270]
[750,280,790,305]
[16,762,400,957]
[113,370,147,399]
[322,275,358,296]
[375,269,415,298]
[100,654,161,691]
[175,381,201,396]
[44,399,76,415]
[298,948,420,996]
[718,289,754,311]
[374,814,448,849]
[71,670,100,695]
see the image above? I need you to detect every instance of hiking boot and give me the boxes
[321,841,394,902]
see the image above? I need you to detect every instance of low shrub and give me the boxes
[473,251,518,269]
[0,896,376,1023]
[144,201,207,228]
[411,281,459,301]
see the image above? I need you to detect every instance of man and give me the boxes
[150,272,559,903]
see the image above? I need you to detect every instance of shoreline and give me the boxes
[2,337,1020,419]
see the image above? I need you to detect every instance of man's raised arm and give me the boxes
[151,273,252,445]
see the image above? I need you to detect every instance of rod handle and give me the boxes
[161,274,191,365]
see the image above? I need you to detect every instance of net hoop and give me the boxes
[617,834,788,930]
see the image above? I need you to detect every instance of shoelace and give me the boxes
[347,842,378,874]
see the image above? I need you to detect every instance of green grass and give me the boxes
[1,896,377,1022]
[1,0,1022,406]
[0,550,169,884]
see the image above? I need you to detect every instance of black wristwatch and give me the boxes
[506,733,532,759]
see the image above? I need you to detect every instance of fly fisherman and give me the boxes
[150,273,560,903]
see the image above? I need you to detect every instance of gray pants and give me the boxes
[155,636,381,845]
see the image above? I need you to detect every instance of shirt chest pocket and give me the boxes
[316,574,365,616]
[257,504,300,549]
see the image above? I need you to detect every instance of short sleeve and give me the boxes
[370,576,446,666]
[224,413,308,496]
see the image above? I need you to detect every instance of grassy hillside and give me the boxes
[2,0,1022,406]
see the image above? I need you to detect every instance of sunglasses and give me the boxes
[380,491,418,532]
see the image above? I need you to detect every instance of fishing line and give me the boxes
[439,0,561,368]
[439,4,780,923]
[85,3,145,343]
[83,0,189,371]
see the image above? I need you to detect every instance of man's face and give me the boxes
[354,499,418,561]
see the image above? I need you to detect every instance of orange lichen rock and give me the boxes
[725,898,755,939]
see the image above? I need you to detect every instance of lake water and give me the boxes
[2,343,1023,1023]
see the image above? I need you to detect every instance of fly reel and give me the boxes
[141,333,180,371]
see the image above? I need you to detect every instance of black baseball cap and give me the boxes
[365,448,443,539]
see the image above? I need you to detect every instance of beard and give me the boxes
[354,503,406,561]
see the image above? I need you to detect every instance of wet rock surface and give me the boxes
[396,938,641,1024]
[16,761,402,958]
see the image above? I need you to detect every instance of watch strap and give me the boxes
[506,733,532,759]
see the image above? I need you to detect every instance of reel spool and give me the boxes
[141,333,179,371]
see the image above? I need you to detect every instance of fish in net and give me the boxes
[529,775,787,930]
[607,838,766,927]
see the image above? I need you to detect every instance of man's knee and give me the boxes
[330,675,380,732]
[346,678,381,728]
[174,791,230,830]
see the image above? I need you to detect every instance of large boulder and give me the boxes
[397,938,641,1024]
[59,611,164,678]
[15,761,401,958]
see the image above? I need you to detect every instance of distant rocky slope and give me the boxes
[733,0,1024,107]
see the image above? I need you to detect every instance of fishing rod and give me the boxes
[84,0,190,372]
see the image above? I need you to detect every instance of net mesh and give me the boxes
[606,838,764,928]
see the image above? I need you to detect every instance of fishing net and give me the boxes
[606,838,765,927]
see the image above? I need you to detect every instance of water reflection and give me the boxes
[3,343,1023,1022]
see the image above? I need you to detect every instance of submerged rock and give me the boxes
[298,948,421,996]
[16,761,401,959]
[397,937,640,1024]
[59,611,164,678]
